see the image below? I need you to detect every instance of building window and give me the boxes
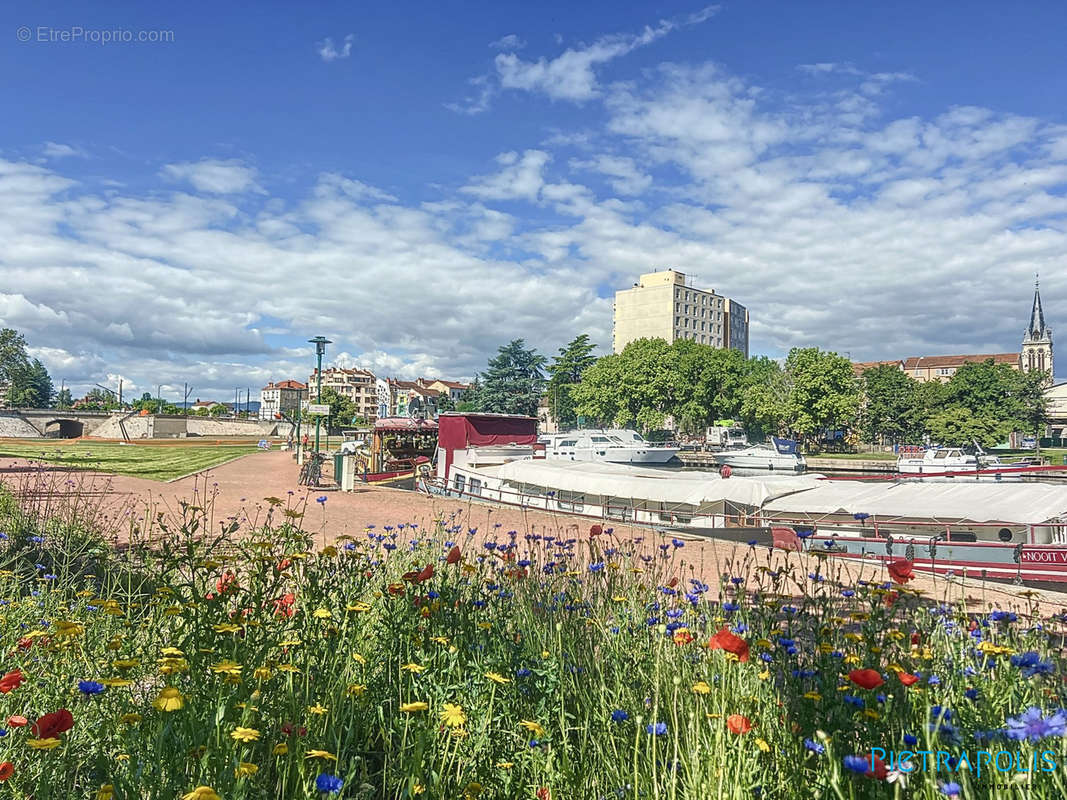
[675,302,680,312]
[684,319,689,328]
[685,291,690,301]
[675,316,680,326]
[700,335,706,343]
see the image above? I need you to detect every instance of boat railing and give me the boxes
[422,476,708,526]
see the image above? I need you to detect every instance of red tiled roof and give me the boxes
[851,360,903,376]
[262,380,308,391]
[902,353,1019,370]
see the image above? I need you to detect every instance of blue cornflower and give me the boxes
[612,709,629,723]
[671,538,685,548]
[927,675,941,686]
[804,738,824,754]
[940,782,961,797]
[843,755,869,774]
[965,688,979,701]
[730,577,744,585]
[1004,707,1067,742]
[316,496,327,504]
[316,774,344,794]
[844,694,865,709]
[747,539,758,546]
[646,722,668,736]
[589,562,605,573]
[842,589,855,598]
[30,536,45,544]
[903,734,918,746]
[1010,651,1055,678]
[722,602,740,613]
[796,528,814,539]
[79,680,106,696]
[516,668,531,678]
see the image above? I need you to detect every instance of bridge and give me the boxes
[0,409,117,438]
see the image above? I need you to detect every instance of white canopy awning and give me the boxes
[763,480,1067,525]
[490,459,819,508]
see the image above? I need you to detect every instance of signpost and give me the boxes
[307,403,330,416]
[308,336,332,456]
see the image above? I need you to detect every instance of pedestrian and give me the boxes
[302,433,309,449]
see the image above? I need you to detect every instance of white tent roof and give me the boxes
[489,459,819,508]
[763,480,1067,525]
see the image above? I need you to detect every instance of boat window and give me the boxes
[556,489,585,513]
[631,432,645,441]
[606,497,634,520]
[949,450,962,458]
[933,450,948,459]
[454,474,465,493]
[558,440,578,448]
[591,436,611,443]
[468,478,481,496]
[608,436,625,443]
[945,530,977,542]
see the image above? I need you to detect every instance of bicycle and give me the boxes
[299,453,325,486]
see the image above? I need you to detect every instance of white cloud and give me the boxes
[489,34,526,50]
[461,150,552,201]
[570,155,653,195]
[317,34,354,62]
[42,142,86,159]
[160,159,263,195]
[453,7,720,110]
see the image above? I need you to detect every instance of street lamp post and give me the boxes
[308,336,332,456]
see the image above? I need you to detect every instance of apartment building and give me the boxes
[259,380,307,419]
[613,269,749,357]
[310,367,379,421]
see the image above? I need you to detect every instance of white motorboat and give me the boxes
[710,437,806,472]
[539,429,679,465]
[895,446,1021,477]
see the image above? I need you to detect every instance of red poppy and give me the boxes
[707,626,751,663]
[848,669,885,690]
[897,672,919,687]
[672,629,694,646]
[0,669,25,694]
[387,583,405,596]
[884,591,899,607]
[416,563,434,582]
[216,571,238,594]
[867,755,888,780]
[536,789,550,800]
[887,559,914,584]
[401,570,420,582]
[280,722,307,737]
[666,577,679,588]
[912,632,922,645]
[31,709,74,739]
[726,714,753,734]
[589,524,603,536]
[275,559,292,572]
[272,593,296,619]
[0,762,12,782]
[446,545,461,565]
[7,715,27,727]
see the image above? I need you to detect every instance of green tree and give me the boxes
[0,328,29,389]
[781,347,860,446]
[1015,369,1050,444]
[926,407,1012,449]
[455,378,481,412]
[209,403,229,417]
[476,339,546,416]
[55,387,74,409]
[738,357,788,438]
[436,393,455,413]
[859,366,919,444]
[7,359,55,408]
[546,334,597,429]
[319,387,361,431]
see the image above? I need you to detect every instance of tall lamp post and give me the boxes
[308,336,332,455]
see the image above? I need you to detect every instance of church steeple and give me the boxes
[1021,273,1053,385]
[1028,275,1047,339]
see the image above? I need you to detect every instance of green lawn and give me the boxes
[0,440,261,481]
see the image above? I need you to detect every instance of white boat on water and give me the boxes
[710,437,806,472]
[539,429,678,465]
[894,446,1043,479]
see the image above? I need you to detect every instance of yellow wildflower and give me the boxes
[346,684,367,697]
[211,659,243,677]
[27,737,62,750]
[277,664,301,673]
[181,788,221,800]
[313,608,332,619]
[485,672,510,684]
[235,762,259,777]
[440,703,466,728]
[99,678,133,688]
[272,743,288,755]
[400,702,429,713]
[520,720,545,737]
[96,785,114,800]
[153,687,184,712]
[691,681,711,695]
[308,704,328,715]
[305,749,337,761]
[347,602,371,613]
[253,666,273,680]
[755,738,771,753]
[401,663,426,674]
[120,713,142,724]
[213,623,242,634]
[804,692,822,702]
[231,727,261,743]
[112,658,141,669]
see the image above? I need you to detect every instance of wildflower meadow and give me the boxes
[1,474,1066,799]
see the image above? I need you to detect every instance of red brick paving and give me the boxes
[2,451,1064,613]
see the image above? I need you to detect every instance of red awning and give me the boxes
[374,417,439,433]
[437,413,537,449]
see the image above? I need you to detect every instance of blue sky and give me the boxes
[1,1,1065,399]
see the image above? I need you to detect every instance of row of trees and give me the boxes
[460,334,1049,449]
[0,329,55,408]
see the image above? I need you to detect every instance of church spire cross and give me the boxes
[1028,278,1047,339]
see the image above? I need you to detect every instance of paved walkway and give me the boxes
[2,451,1064,613]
